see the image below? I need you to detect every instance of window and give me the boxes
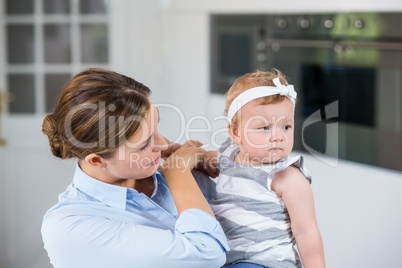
[4,0,110,114]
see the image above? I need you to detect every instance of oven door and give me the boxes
[210,15,267,94]
[267,39,402,171]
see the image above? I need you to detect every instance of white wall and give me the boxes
[303,154,402,267]
[110,1,402,267]
[0,118,75,268]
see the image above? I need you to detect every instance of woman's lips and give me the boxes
[149,155,161,166]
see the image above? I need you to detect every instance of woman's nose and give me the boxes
[152,131,168,151]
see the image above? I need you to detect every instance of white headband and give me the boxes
[227,77,297,122]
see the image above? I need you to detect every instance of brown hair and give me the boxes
[224,69,291,126]
[42,68,151,160]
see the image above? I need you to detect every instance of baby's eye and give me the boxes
[283,125,291,130]
[259,126,270,131]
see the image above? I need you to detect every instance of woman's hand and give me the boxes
[161,138,219,178]
[161,138,181,159]
[161,140,205,176]
[161,140,215,218]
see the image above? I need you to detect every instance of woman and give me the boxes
[41,68,229,268]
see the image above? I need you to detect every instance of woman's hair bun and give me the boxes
[42,68,152,160]
[42,114,73,159]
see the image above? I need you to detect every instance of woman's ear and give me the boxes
[84,153,106,168]
[228,123,241,145]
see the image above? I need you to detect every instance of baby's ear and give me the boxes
[228,123,241,145]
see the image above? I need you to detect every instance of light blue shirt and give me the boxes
[41,164,229,268]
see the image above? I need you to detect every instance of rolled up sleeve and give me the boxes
[176,208,230,251]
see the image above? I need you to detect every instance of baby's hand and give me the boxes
[196,150,219,178]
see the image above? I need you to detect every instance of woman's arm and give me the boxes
[42,204,227,268]
[272,166,326,268]
[161,140,215,217]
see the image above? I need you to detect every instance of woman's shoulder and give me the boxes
[42,183,118,228]
[43,191,109,225]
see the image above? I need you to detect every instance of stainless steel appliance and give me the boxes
[211,13,402,171]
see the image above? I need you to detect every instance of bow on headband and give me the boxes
[227,77,297,122]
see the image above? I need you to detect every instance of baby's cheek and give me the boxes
[247,133,268,147]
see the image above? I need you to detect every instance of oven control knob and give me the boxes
[299,18,310,29]
[271,42,280,52]
[257,53,266,62]
[324,19,334,29]
[333,43,343,53]
[257,41,266,51]
[354,19,364,29]
[277,18,288,29]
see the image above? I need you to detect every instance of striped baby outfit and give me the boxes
[211,138,311,268]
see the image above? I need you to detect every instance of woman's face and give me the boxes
[103,102,168,183]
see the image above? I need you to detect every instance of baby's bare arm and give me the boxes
[272,167,326,268]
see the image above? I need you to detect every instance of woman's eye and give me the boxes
[140,142,151,151]
[259,126,270,131]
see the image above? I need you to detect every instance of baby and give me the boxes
[211,69,325,268]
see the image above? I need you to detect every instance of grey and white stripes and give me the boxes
[211,139,311,268]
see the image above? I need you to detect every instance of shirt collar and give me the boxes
[72,162,161,210]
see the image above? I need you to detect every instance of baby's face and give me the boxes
[234,98,295,165]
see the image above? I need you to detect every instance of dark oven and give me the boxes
[210,13,402,172]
